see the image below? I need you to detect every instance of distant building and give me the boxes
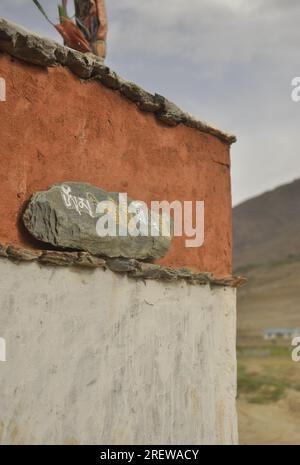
[263,328,300,341]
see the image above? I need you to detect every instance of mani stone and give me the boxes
[23,182,172,261]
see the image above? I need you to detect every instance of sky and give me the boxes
[1,0,300,205]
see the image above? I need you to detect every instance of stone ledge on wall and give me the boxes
[0,17,236,145]
[0,242,246,288]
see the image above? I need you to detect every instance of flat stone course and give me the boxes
[0,17,236,145]
[0,242,246,288]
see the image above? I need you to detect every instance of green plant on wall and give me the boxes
[32,0,108,58]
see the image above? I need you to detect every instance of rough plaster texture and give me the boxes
[0,260,238,445]
[0,53,233,276]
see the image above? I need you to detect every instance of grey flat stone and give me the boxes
[23,182,172,261]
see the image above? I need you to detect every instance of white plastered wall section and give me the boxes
[0,259,238,445]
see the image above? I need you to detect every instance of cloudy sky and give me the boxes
[2,0,300,205]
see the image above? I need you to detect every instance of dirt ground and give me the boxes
[237,349,300,445]
[238,390,300,445]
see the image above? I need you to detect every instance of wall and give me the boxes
[0,259,238,445]
[0,19,239,446]
[0,51,233,276]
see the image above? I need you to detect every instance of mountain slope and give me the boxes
[233,178,300,343]
[233,178,300,270]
